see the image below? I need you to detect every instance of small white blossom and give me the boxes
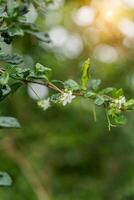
[37,98,51,110]
[60,91,76,106]
[115,96,126,109]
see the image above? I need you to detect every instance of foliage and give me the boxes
[0,172,12,186]
[0,0,134,191]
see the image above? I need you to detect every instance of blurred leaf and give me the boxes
[8,27,24,37]
[91,79,101,91]
[0,85,11,101]
[1,32,13,44]
[7,0,18,16]
[0,172,12,186]
[45,0,53,4]
[84,91,96,98]
[13,67,30,79]
[81,58,90,90]
[64,79,80,91]
[100,87,115,94]
[114,114,126,125]
[124,99,134,110]
[29,63,52,80]
[10,82,23,94]
[17,5,29,16]
[0,54,23,64]
[25,31,51,43]
[95,96,105,106]
[112,88,124,99]
[0,72,9,85]
[35,63,51,73]
[0,116,20,128]
[50,93,61,103]
[0,6,6,18]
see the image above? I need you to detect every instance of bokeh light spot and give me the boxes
[118,18,134,38]
[27,83,49,100]
[93,44,118,63]
[73,6,95,26]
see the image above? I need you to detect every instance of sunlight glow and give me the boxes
[105,10,115,21]
[73,6,95,26]
[123,0,134,8]
[118,18,134,38]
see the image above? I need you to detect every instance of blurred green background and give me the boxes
[0,0,134,199]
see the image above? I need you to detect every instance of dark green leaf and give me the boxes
[50,94,61,103]
[10,82,23,94]
[0,54,23,64]
[15,68,30,79]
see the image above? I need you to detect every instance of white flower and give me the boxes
[37,98,51,110]
[115,96,126,109]
[60,91,76,106]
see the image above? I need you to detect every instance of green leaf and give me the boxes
[114,114,126,125]
[45,0,53,4]
[0,117,20,128]
[14,68,30,79]
[81,58,90,90]
[25,31,51,43]
[8,27,24,37]
[7,0,18,16]
[100,87,115,94]
[35,63,51,73]
[0,172,12,186]
[0,72,9,85]
[84,91,96,98]
[95,96,105,106]
[64,79,80,91]
[29,63,52,80]
[0,54,23,64]
[10,82,23,94]
[0,6,6,18]
[0,85,11,101]
[91,79,101,91]
[17,5,29,16]
[112,88,124,99]
[50,94,61,104]
[124,99,134,110]
[1,32,13,44]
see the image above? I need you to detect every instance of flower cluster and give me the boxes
[60,91,76,106]
[110,96,126,110]
[115,96,126,109]
[37,91,76,111]
[37,98,51,111]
